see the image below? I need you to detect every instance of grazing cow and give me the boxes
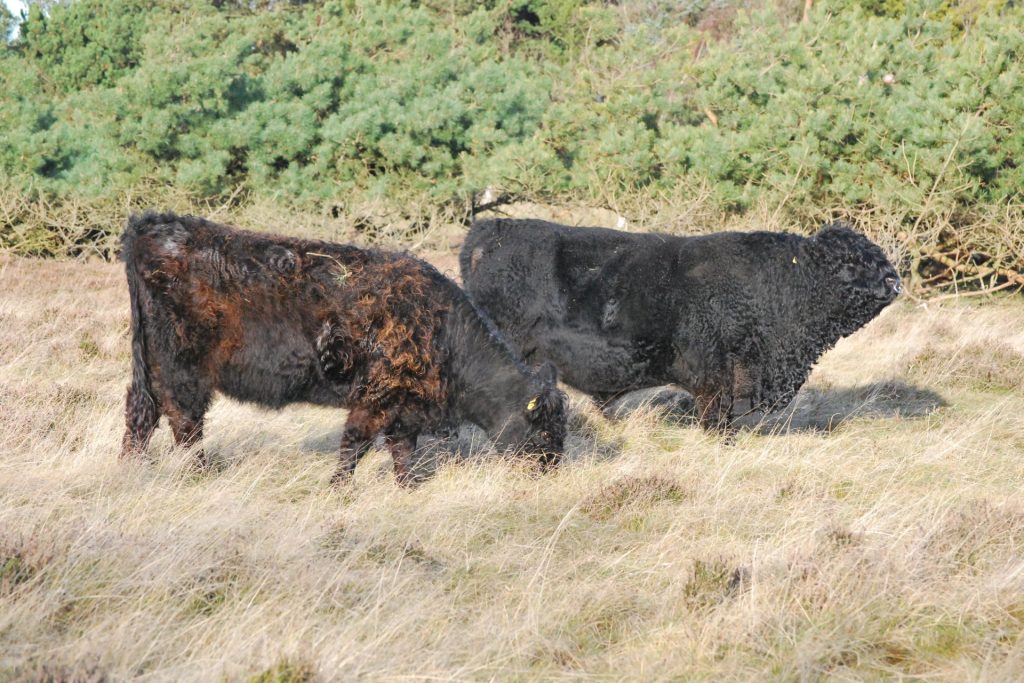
[460,218,901,430]
[121,212,566,484]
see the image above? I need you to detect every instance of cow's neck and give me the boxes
[778,276,879,371]
[444,301,532,436]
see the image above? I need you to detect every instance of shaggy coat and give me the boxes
[460,218,901,429]
[121,213,566,483]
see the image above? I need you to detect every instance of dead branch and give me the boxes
[923,278,1023,303]
[924,250,1024,288]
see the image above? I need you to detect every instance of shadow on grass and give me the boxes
[603,380,946,434]
[300,423,499,485]
[201,379,943,483]
[755,380,947,433]
[300,417,625,485]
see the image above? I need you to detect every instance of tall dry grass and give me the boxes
[1,254,1023,681]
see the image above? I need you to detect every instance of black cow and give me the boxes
[460,218,901,429]
[121,212,566,484]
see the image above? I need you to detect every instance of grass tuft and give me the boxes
[0,534,56,595]
[12,663,107,683]
[683,558,749,610]
[579,473,687,521]
[245,659,317,683]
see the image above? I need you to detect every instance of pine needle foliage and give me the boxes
[0,0,1021,288]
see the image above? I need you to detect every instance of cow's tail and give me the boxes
[121,214,160,456]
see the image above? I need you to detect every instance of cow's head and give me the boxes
[492,361,567,470]
[806,222,901,321]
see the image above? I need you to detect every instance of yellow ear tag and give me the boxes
[792,256,798,264]
[527,397,538,411]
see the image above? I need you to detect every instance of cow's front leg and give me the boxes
[694,384,735,435]
[384,431,418,487]
[729,362,758,422]
[160,382,211,469]
[331,404,390,486]
[680,353,736,435]
[165,408,207,469]
[536,449,560,474]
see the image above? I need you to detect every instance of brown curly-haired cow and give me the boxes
[121,212,566,484]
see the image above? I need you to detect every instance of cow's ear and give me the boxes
[535,360,558,387]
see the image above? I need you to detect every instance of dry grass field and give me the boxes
[1,253,1024,681]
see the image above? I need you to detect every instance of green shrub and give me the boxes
[0,5,16,44]
[0,0,1021,287]
[18,0,158,91]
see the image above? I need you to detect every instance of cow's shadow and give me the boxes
[753,380,946,433]
[299,423,504,483]
[295,379,945,483]
[203,406,607,481]
[604,380,946,434]
[301,414,626,484]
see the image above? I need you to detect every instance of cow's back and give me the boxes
[461,218,663,332]
[463,219,803,327]
[461,219,559,332]
[460,219,688,392]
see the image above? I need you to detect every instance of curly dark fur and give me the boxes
[121,212,566,483]
[460,218,901,429]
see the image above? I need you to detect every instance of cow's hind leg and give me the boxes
[122,383,159,459]
[331,404,390,486]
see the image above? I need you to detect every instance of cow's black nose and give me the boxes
[885,276,902,294]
